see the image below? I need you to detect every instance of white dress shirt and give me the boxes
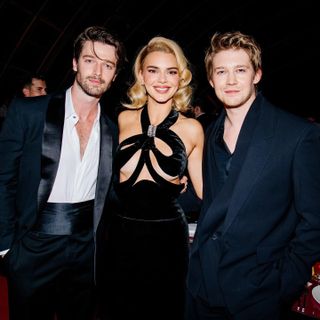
[48,88,100,203]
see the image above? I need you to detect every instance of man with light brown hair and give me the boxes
[186,30,320,320]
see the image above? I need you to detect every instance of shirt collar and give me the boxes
[65,87,101,123]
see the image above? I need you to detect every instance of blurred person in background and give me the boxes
[20,73,47,97]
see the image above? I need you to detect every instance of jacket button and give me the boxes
[211,233,218,240]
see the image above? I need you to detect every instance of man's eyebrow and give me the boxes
[82,54,116,66]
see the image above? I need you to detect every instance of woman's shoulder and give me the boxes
[175,113,204,147]
[178,113,203,132]
[118,106,141,126]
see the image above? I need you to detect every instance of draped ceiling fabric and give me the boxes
[0,0,318,120]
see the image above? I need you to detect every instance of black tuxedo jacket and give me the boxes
[0,92,116,260]
[187,94,320,318]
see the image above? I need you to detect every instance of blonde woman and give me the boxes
[102,36,204,320]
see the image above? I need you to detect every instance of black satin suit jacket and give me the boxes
[0,92,116,273]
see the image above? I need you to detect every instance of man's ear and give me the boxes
[254,68,262,84]
[72,58,78,72]
[22,88,30,97]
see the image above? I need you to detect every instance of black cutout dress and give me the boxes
[104,106,190,320]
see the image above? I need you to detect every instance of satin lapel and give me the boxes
[93,114,114,232]
[222,96,276,234]
[37,93,65,212]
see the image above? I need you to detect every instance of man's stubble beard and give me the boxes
[76,75,108,98]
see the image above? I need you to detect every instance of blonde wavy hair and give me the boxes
[123,36,193,113]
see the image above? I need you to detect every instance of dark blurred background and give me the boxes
[0,0,318,121]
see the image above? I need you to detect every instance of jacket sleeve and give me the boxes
[0,99,25,251]
[281,124,320,300]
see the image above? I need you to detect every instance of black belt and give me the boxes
[33,200,94,235]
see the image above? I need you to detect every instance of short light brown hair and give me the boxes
[204,31,262,82]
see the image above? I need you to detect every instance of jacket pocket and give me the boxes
[256,244,286,265]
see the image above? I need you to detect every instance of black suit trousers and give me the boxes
[4,230,96,320]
